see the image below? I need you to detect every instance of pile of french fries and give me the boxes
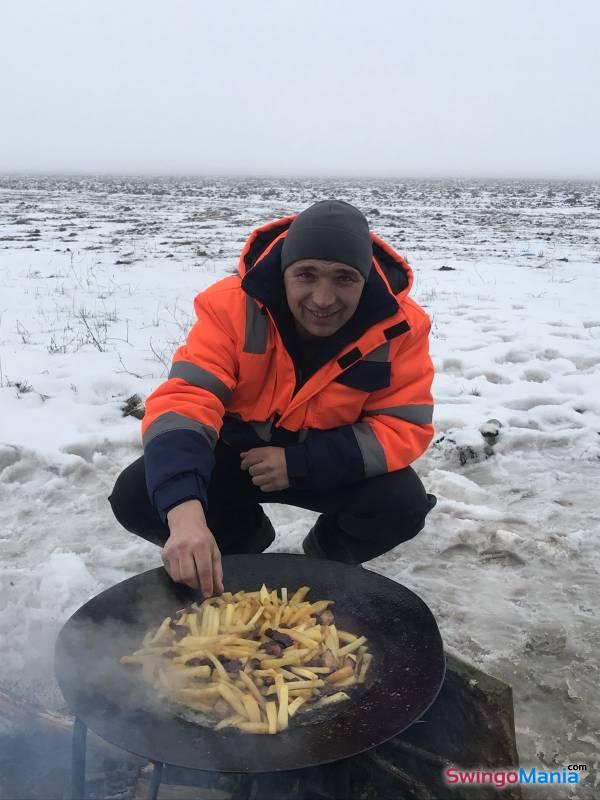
[121,585,372,734]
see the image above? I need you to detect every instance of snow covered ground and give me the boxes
[1,176,599,797]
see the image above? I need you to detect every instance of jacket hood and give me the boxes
[237,214,414,300]
[238,214,417,380]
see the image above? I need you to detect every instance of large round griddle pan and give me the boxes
[55,554,445,772]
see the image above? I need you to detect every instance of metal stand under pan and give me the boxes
[68,653,521,799]
[71,716,352,800]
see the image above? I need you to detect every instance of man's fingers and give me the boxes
[162,552,178,582]
[240,449,266,470]
[179,554,201,590]
[212,547,224,595]
[248,463,268,477]
[251,473,271,487]
[194,550,214,598]
[241,456,262,471]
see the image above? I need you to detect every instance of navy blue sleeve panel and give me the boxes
[144,429,216,522]
[284,425,365,494]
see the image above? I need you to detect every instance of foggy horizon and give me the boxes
[1,0,599,180]
[2,170,599,182]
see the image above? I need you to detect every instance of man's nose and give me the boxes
[312,281,336,307]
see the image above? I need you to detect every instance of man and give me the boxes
[109,200,436,597]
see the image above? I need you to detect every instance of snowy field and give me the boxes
[0,176,599,797]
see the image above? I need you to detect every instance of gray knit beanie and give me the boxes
[281,200,372,279]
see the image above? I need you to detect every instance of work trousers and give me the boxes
[108,440,434,565]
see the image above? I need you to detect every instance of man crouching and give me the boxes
[109,200,436,595]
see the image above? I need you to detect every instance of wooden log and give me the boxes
[133,764,231,799]
[0,688,128,759]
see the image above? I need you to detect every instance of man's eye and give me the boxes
[338,275,356,283]
[297,272,314,280]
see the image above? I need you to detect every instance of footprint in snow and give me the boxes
[441,357,463,374]
[496,349,530,365]
[505,396,564,411]
[521,368,551,383]
[464,369,512,385]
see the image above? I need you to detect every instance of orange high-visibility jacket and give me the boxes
[142,215,434,518]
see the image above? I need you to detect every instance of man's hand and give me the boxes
[164,499,224,597]
[240,447,290,492]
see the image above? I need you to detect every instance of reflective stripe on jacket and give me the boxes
[142,215,434,518]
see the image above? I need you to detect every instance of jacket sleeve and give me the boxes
[284,318,434,494]
[141,289,238,520]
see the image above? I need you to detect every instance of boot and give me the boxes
[216,506,276,555]
[302,493,437,564]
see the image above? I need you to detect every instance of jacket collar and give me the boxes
[241,237,399,373]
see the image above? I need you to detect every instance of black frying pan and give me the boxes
[55,554,444,772]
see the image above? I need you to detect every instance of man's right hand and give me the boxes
[164,499,224,597]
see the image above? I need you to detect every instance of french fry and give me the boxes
[217,683,248,718]
[248,606,264,628]
[188,614,200,637]
[278,668,298,681]
[242,693,261,723]
[277,682,289,730]
[329,625,340,653]
[307,600,333,616]
[311,691,350,710]
[180,665,211,680]
[300,626,323,642]
[288,696,306,717]
[290,667,319,680]
[326,666,354,684]
[289,586,311,605]
[260,649,310,669]
[259,584,270,604]
[237,721,270,734]
[215,715,245,731]
[209,606,221,637]
[266,701,277,734]
[287,687,313,699]
[238,671,265,707]
[120,655,147,665]
[265,679,324,693]
[204,652,233,683]
[177,686,221,702]
[150,617,172,645]
[324,630,339,658]
[358,653,372,683]
[337,636,367,657]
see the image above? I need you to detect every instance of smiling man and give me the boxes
[109,200,436,596]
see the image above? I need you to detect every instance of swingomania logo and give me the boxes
[444,764,588,788]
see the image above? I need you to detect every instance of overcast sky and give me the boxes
[1,0,598,178]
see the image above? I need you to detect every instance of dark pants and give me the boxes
[108,441,434,565]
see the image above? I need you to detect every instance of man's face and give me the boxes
[283,259,366,339]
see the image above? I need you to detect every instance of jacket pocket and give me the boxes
[334,361,391,392]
